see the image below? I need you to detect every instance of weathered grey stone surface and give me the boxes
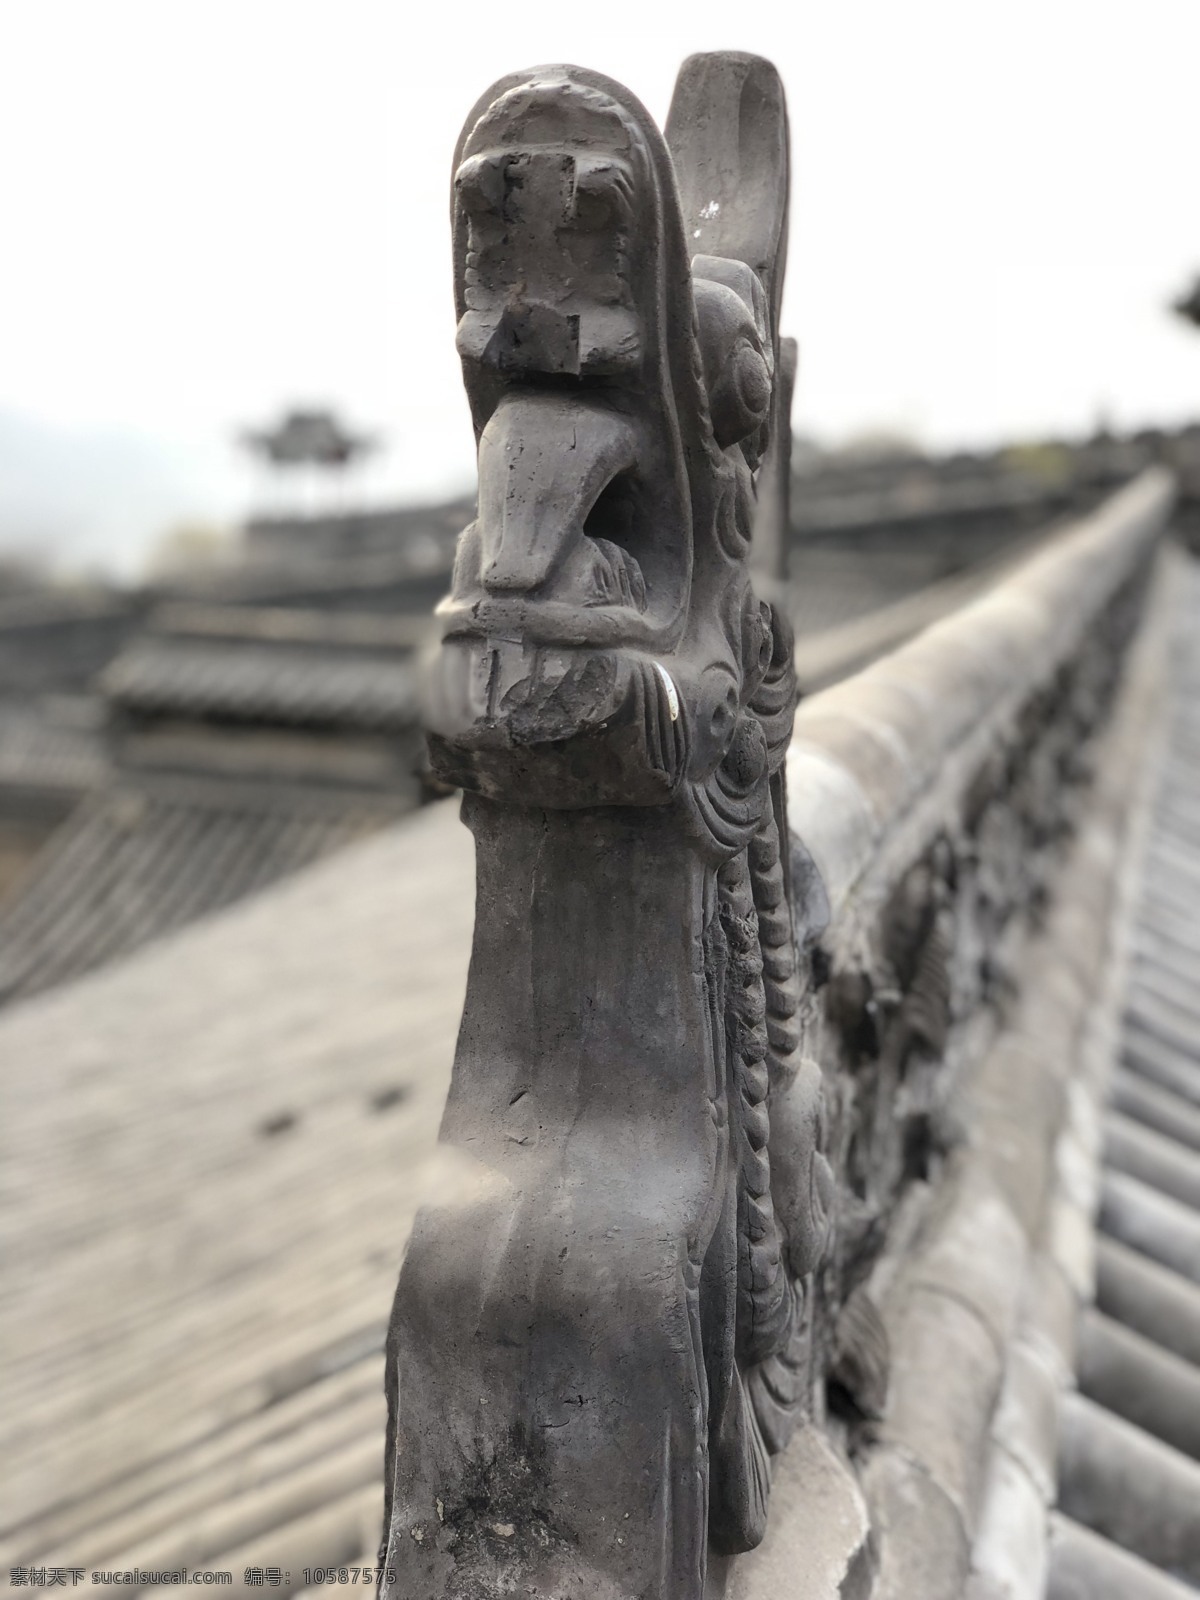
[373,24,1175,1591]
[788,468,1172,919]
[712,1425,872,1600]
[861,1445,969,1600]
[876,1276,1006,1532]
[1046,1177,1101,1306]
[383,51,832,1600]
[1019,1254,1080,1392]
[967,1453,1047,1600]
[989,1337,1062,1504]
[962,1036,1070,1238]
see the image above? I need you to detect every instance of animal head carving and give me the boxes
[384,58,843,1595]
[423,59,791,825]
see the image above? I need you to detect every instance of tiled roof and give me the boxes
[0,599,430,1000]
[0,699,106,797]
[0,803,472,1577]
[102,640,418,729]
[2,554,1198,1596]
[1048,554,1200,1595]
[0,784,412,1004]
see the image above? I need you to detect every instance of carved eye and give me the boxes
[571,160,633,231]
[709,337,771,449]
[455,154,508,218]
[730,340,771,422]
[692,276,773,450]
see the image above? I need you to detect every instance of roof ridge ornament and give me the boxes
[382,52,833,1598]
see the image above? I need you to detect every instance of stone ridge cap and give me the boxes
[854,566,1168,1594]
[786,466,1175,917]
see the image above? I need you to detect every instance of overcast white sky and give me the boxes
[1,0,1198,574]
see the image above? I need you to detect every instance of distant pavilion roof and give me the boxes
[239,408,378,468]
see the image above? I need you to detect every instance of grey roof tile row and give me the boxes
[0,786,407,1005]
[0,801,473,1578]
[0,700,106,796]
[102,640,417,729]
[1,543,1196,1594]
[1050,552,1200,1596]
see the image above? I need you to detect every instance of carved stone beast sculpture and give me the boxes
[381,53,834,1600]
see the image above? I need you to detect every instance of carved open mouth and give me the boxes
[578,480,647,612]
[434,390,687,650]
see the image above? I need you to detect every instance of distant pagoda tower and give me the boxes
[239,407,380,520]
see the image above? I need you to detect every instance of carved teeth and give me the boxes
[652,661,680,722]
[588,537,647,612]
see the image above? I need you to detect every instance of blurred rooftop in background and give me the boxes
[1,420,1199,1004]
[2,0,1199,575]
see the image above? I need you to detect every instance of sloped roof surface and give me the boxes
[0,700,106,796]
[3,560,1199,1595]
[102,640,417,728]
[0,801,473,1575]
[0,786,409,1004]
[1049,556,1200,1595]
